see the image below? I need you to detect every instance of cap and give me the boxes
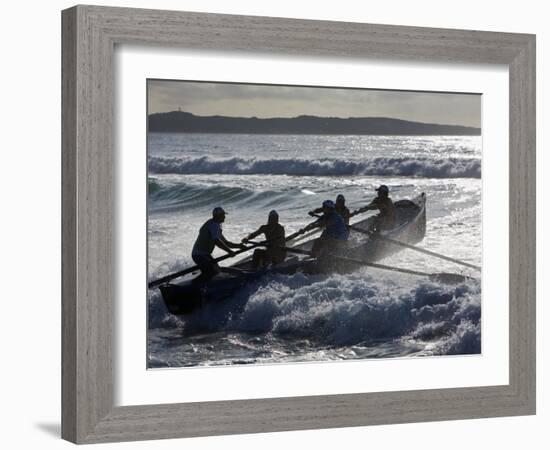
[212,206,226,216]
[375,185,389,194]
[322,199,335,209]
[268,209,279,218]
[336,194,345,202]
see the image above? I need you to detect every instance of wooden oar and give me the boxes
[281,247,474,284]
[286,226,322,244]
[148,242,264,288]
[348,225,481,271]
[285,219,323,241]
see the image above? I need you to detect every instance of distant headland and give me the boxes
[148,111,481,136]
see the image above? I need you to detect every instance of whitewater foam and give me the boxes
[148,271,481,357]
[148,155,481,178]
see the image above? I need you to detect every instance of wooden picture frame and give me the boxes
[61,5,536,444]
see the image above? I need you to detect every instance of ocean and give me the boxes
[147,133,482,368]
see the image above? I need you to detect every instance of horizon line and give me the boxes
[148,110,481,129]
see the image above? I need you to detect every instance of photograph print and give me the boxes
[147,80,482,368]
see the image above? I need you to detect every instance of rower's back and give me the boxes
[192,218,221,257]
[321,211,349,241]
[261,223,286,261]
[336,205,351,224]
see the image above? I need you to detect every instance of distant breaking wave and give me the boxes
[148,155,481,178]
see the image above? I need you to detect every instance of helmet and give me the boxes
[268,210,279,218]
[375,185,389,194]
[336,194,345,202]
[322,199,335,209]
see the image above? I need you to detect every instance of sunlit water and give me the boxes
[147,133,482,368]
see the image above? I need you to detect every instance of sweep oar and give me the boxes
[281,247,475,284]
[148,242,264,288]
[349,225,481,271]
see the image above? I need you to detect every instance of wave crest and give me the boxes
[148,179,292,212]
[148,156,481,178]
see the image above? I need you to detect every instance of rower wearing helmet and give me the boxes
[357,185,396,232]
[191,207,246,282]
[307,199,350,258]
[242,210,286,269]
[308,194,351,224]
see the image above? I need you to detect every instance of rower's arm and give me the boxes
[304,217,325,231]
[220,235,245,249]
[308,207,323,217]
[356,202,378,214]
[214,238,234,254]
[244,227,263,241]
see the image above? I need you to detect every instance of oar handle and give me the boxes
[148,242,261,288]
[350,205,375,218]
[285,220,321,242]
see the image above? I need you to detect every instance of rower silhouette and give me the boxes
[191,207,246,283]
[306,199,350,258]
[356,185,396,232]
[242,210,286,269]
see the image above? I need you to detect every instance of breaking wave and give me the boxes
[148,156,481,178]
[148,270,481,356]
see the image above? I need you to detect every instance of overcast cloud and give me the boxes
[148,79,481,128]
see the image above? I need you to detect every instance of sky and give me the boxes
[148,79,481,128]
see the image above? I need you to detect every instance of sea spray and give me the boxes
[148,270,481,361]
